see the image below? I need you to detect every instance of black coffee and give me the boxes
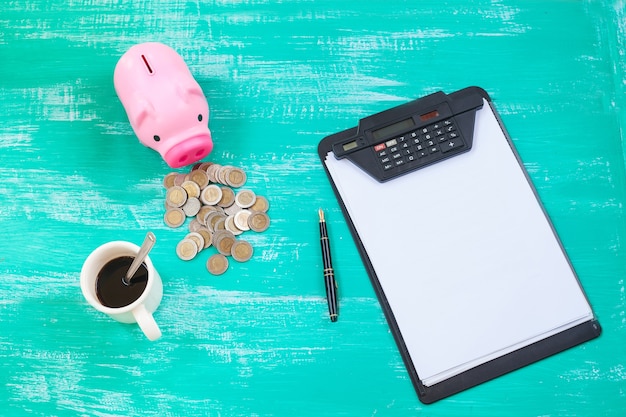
[96,256,148,308]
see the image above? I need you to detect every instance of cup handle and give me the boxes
[132,304,162,341]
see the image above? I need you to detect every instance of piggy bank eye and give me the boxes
[197,114,203,122]
[153,135,161,142]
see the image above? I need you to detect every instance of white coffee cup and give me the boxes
[80,241,163,341]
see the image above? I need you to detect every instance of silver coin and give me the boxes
[235,189,256,209]
[188,218,204,232]
[224,202,242,216]
[234,209,252,231]
[182,197,202,217]
[176,238,198,260]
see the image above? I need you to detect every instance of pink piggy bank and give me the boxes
[114,42,213,168]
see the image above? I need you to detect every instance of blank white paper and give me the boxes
[324,99,593,386]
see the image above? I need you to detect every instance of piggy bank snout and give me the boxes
[163,133,213,168]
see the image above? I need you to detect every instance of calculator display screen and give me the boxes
[342,141,358,151]
[372,118,415,141]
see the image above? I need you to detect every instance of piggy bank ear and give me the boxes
[128,97,154,129]
[175,81,205,100]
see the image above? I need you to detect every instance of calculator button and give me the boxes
[440,139,464,153]
[392,152,403,160]
[374,143,386,152]
[386,138,398,147]
[417,150,428,158]
[445,125,456,133]
[429,146,440,154]
[377,149,388,157]
[448,131,459,139]
[389,145,399,153]
[394,159,405,167]
[380,156,391,164]
[382,163,393,171]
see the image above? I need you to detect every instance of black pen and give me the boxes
[318,209,338,322]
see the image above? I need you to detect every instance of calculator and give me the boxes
[328,88,485,182]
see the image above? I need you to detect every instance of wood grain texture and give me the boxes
[1,0,625,416]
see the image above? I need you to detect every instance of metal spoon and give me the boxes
[123,232,156,285]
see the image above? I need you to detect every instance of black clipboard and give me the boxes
[317,87,601,404]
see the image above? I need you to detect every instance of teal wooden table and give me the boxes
[1,1,625,416]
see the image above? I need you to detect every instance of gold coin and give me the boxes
[176,238,198,260]
[197,227,213,249]
[213,216,226,231]
[234,209,252,231]
[206,163,221,183]
[173,173,187,186]
[196,205,216,226]
[207,253,229,275]
[185,232,205,253]
[199,162,213,172]
[249,195,269,213]
[189,169,209,189]
[215,231,236,255]
[226,168,247,188]
[207,212,226,232]
[248,211,270,232]
[166,186,187,208]
[181,180,201,199]
[231,240,253,262]
[235,189,256,208]
[217,165,231,185]
[163,172,178,189]
[217,186,235,207]
[200,184,222,206]
[164,207,186,228]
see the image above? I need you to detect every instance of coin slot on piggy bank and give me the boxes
[114,42,214,168]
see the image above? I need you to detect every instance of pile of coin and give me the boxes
[163,162,270,275]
